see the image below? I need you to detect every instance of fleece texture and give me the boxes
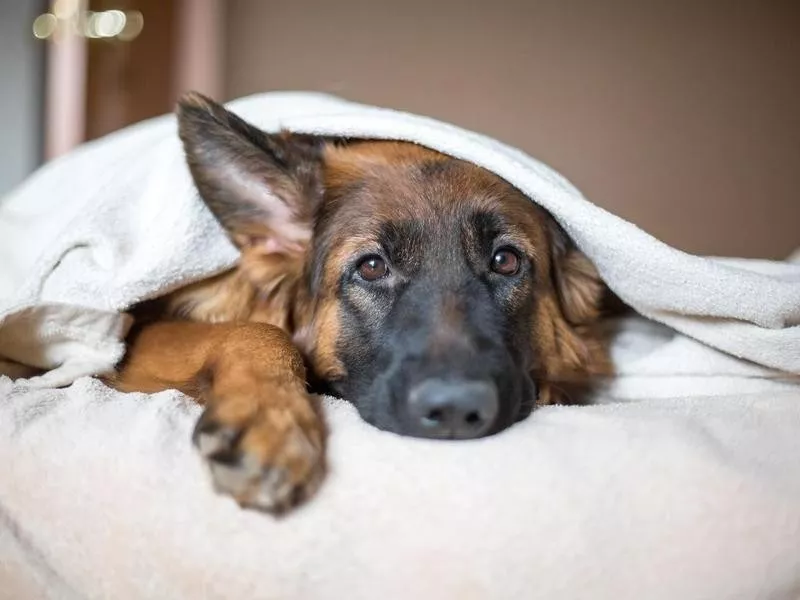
[0,92,799,599]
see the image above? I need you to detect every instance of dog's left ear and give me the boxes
[176,91,324,256]
[548,221,605,327]
[541,218,611,388]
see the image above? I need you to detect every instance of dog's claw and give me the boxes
[193,390,324,514]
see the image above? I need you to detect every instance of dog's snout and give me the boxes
[407,379,499,439]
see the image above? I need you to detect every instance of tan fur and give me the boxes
[112,320,321,513]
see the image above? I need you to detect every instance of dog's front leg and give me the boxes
[111,320,324,514]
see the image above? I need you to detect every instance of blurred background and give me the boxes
[1,0,797,258]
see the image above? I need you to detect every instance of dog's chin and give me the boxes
[515,378,538,422]
[349,397,403,436]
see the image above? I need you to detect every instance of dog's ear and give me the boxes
[534,218,610,403]
[548,220,604,327]
[177,92,324,256]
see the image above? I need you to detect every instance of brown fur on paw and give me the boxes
[193,385,324,514]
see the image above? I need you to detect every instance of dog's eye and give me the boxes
[490,248,520,276]
[356,255,389,281]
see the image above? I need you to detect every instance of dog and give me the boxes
[110,92,612,514]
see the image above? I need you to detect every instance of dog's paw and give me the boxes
[192,385,324,514]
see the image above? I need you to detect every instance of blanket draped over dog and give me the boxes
[1,93,799,599]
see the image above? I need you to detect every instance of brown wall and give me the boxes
[224,0,799,259]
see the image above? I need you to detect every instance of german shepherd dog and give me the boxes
[112,93,611,514]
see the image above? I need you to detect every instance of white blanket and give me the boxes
[1,93,799,599]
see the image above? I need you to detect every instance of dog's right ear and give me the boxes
[177,92,324,255]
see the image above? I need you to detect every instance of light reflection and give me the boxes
[32,13,58,39]
[52,0,79,21]
[33,6,144,42]
[89,10,127,38]
[118,11,144,42]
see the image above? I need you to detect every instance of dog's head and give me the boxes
[176,93,610,439]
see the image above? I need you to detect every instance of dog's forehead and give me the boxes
[321,140,541,228]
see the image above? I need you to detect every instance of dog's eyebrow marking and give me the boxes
[469,210,505,247]
[377,220,426,265]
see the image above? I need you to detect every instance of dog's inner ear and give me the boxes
[171,92,326,327]
[177,92,324,257]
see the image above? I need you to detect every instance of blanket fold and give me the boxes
[1,93,799,599]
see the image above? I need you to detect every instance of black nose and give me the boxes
[406,379,499,439]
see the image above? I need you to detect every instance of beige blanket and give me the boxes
[1,93,799,599]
